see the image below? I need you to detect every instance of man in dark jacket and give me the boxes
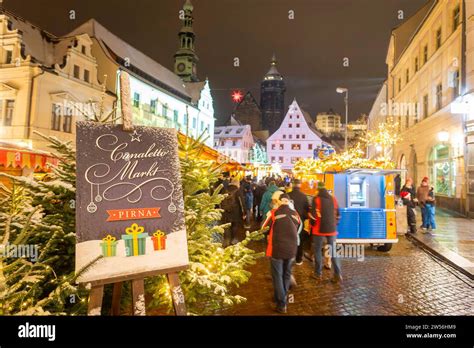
[310,182,342,283]
[288,179,310,265]
[262,193,301,314]
[221,179,245,246]
[400,178,417,234]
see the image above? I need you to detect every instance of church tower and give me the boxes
[174,0,199,82]
[260,54,286,135]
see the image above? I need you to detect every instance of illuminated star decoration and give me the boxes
[130,130,142,142]
[231,90,243,103]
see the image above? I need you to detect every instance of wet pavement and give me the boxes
[222,236,474,316]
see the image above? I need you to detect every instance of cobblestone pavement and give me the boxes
[222,236,474,316]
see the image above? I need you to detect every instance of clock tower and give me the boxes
[174,0,199,82]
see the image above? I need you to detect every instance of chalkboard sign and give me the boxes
[75,122,188,284]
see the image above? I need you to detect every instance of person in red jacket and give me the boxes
[262,193,301,314]
[309,181,342,283]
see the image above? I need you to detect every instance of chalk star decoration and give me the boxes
[130,130,142,142]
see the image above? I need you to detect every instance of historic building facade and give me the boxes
[315,109,342,135]
[260,54,286,136]
[213,125,254,164]
[0,0,215,151]
[384,0,469,214]
[267,99,326,170]
[367,82,388,159]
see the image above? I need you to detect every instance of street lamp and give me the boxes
[336,87,349,151]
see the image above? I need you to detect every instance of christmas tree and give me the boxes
[0,133,92,315]
[147,135,264,315]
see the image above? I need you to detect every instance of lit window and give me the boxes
[4,100,14,126]
[278,156,283,163]
[308,144,313,150]
[133,92,140,107]
[279,144,284,150]
[63,108,72,133]
[271,144,276,150]
[291,144,301,150]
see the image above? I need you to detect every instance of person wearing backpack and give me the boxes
[221,179,245,246]
[262,193,302,314]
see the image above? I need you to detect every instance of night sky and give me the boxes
[6,0,427,125]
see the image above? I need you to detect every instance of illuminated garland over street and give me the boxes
[293,143,395,176]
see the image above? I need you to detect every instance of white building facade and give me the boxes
[315,110,342,134]
[267,99,325,170]
[214,125,254,164]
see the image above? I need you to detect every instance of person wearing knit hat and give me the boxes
[417,176,436,232]
[401,178,417,234]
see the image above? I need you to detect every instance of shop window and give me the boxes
[429,144,455,196]
[51,103,61,130]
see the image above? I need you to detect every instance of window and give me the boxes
[162,104,168,117]
[271,144,276,150]
[133,92,140,107]
[73,65,80,79]
[415,57,419,72]
[423,94,429,119]
[278,156,283,163]
[232,140,237,146]
[236,128,243,134]
[423,45,428,64]
[302,134,306,139]
[200,121,204,131]
[192,118,197,129]
[173,110,179,124]
[296,123,300,128]
[291,157,300,164]
[271,156,275,163]
[283,134,286,139]
[63,110,72,133]
[289,134,292,139]
[5,50,12,64]
[220,140,225,146]
[308,144,313,150]
[296,115,300,119]
[81,45,86,54]
[290,115,292,119]
[436,84,443,110]
[150,99,157,114]
[453,5,460,31]
[4,100,14,126]
[405,69,409,84]
[436,28,442,50]
[296,134,300,139]
[51,103,61,130]
[84,69,90,83]
[184,113,188,126]
[289,123,292,128]
[414,102,419,124]
[398,78,402,92]
[429,144,455,196]
[452,70,460,98]
[279,144,284,150]
[291,144,301,150]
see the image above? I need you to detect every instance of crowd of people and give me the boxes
[217,173,342,314]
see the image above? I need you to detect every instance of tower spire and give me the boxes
[174,0,199,82]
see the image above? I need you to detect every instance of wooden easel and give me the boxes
[85,72,187,316]
[87,268,187,316]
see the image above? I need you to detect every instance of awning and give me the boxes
[0,147,58,171]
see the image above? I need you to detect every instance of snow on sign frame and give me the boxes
[75,121,188,284]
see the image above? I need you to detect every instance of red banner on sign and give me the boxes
[106,207,161,221]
